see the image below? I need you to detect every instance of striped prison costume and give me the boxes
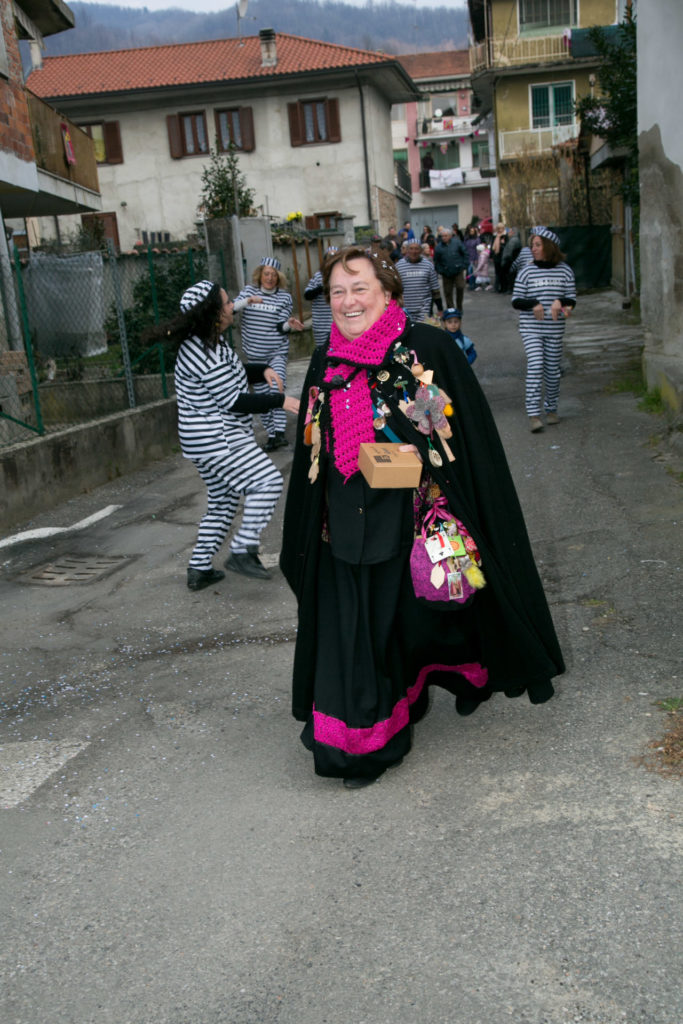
[395,256,440,321]
[512,260,576,416]
[234,284,294,438]
[510,245,533,276]
[304,270,333,346]
[174,336,285,570]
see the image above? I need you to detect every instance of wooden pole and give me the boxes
[304,238,312,280]
[291,239,303,321]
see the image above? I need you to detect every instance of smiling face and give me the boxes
[260,265,279,290]
[406,242,423,263]
[329,257,390,341]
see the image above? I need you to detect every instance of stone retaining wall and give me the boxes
[1,398,178,532]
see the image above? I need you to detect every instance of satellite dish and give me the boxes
[434,108,443,119]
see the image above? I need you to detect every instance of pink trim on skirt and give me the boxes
[312,662,489,755]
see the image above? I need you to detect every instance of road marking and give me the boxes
[0,505,122,551]
[0,740,90,808]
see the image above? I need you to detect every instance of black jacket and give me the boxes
[280,322,564,720]
[434,236,468,276]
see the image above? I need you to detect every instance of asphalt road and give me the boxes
[1,289,681,1024]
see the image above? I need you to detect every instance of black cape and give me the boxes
[280,321,564,722]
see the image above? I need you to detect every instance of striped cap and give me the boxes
[179,280,215,312]
[531,226,560,247]
[260,256,281,270]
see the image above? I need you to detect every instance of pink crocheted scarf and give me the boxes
[323,300,407,481]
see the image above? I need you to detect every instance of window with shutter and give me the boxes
[102,122,123,164]
[215,107,255,152]
[167,112,208,158]
[166,115,183,159]
[288,98,341,147]
[80,121,123,164]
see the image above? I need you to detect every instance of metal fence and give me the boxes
[0,235,330,450]
[0,242,212,448]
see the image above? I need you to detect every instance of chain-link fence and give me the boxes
[0,236,330,450]
[0,242,212,448]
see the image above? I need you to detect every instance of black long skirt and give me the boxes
[300,541,492,782]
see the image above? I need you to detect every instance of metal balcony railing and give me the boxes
[394,160,412,199]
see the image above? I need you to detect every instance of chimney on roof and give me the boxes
[259,28,277,68]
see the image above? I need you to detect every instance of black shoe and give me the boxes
[343,775,378,789]
[274,432,289,448]
[187,566,225,591]
[264,436,278,452]
[224,549,271,580]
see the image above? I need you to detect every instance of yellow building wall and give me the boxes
[494,69,597,133]
[491,0,617,37]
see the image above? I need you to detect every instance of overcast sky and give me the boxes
[89,0,468,13]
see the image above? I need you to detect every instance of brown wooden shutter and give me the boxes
[288,102,304,147]
[103,121,123,164]
[166,114,183,159]
[304,215,320,230]
[239,107,255,152]
[326,98,341,143]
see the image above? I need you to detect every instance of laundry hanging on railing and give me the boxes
[429,168,464,188]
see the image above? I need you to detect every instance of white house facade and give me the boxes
[26,30,418,250]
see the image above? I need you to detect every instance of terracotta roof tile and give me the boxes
[396,50,470,82]
[27,32,402,99]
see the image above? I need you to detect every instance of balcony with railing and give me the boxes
[27,92,100,205]
[498,121,579,160]
[420,164,494,191]
[470,34,572,74]
[394,160,412,200]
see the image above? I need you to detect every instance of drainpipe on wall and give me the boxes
[354,71,373,230]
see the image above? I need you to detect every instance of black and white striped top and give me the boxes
[234,285,293,359]
[174,337,265,458]
[395,257,439,320]
[512,260,576,333]
[304,270,333,346]
[510,246,533,276]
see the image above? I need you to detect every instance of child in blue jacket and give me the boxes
[442,308,477,364]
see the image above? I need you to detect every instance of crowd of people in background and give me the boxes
[373,218,529,308]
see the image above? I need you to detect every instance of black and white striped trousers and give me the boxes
[189,442,283,569]
[520,326,564,416]
[244,341,289,438]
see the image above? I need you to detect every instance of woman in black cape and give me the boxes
[280,246,563,788]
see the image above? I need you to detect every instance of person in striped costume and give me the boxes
[233,257,304,451]
[512,227,576,433]
[303,246,337,347]
[395,241,443,322]
[160,280,300,590]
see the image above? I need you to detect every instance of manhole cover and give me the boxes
[20,555,129,586]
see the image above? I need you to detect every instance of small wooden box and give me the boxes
[358,442,422,489]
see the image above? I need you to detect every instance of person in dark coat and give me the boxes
[434,228,469,310]
[501,227,522,292]
[280,246,564,788]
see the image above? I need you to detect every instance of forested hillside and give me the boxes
[38,0,468,58]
